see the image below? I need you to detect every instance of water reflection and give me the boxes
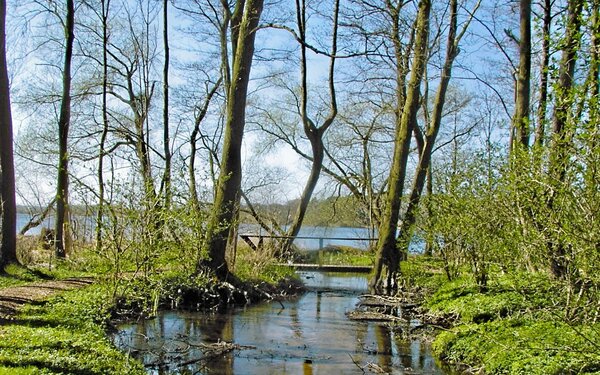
[114,273,449,374]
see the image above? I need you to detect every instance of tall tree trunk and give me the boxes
[0,0,18,269]
[370,0,431,293]
[199,0,264,280]
[96,0,110,252]
[55,0,75,258]
[513,0,531,149]
[534,0,551,147]
[591,0,599,101]
[546,0,584,280]
[162,0,171,210]
[281,0,339,254]
[395,0,471,262]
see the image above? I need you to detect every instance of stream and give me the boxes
[113,272,452,374]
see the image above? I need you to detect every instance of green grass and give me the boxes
[415,266,600,374]
[433,319,600,374]
[0,264,55,288]
[0,284,145,375]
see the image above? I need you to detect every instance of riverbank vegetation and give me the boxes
[0,240,301,374]
[398,256,600,374]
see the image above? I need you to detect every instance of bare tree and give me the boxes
[54,0,75,258]
[162,0,171,209]
[533,0,552,147]
[279,0,340,254]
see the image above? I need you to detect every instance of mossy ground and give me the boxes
[408,259,600,374]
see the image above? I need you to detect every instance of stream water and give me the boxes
[113,272,451,374]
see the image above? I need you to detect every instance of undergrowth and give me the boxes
[418,266,600,374]
[0,284,145,375]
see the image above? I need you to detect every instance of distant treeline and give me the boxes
[241,195,367,228]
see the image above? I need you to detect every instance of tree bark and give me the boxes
[55,0,75,258]
[0,0,18,269]
[512,0,531,149]
[370,0,431,293]
[162,0,171,210]
[534,0,551,148]
[199,0,264,280]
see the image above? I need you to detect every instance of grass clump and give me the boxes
[232,243,297,284]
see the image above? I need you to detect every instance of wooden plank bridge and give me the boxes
[239,233,376,273]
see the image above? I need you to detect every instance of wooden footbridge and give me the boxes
[239,233,376,274]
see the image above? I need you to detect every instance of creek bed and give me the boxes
[113,272,451,374]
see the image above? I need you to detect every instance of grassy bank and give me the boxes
[402,258,600,374]
[0,241,300,374]
[0,283,146,375]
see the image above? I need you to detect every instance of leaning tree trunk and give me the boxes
[395,0,475,261]
[55,0,75,258]
[0,0,18,269]
[199,0,264,280]
[370,0,431,293]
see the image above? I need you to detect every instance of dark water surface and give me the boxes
[113,273,450,374]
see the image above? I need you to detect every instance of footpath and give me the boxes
[0,278,94,320]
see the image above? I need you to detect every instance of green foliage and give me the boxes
[0,285,145,374]
[426,272,565,323]
[433,320,600,375]
[232,243,296,284]
[0,264,87,289]
[399,255,447,293]
[421,268,600,374]
[0,264,49,288]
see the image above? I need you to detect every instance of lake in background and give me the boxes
[239,224,425,253]
[17,214,424,253]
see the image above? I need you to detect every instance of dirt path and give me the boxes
[0,278,94,319]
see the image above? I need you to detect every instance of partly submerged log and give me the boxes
[347,294,421,322]
[346,310,403,322]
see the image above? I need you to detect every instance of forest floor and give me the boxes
[0,277,94,320]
